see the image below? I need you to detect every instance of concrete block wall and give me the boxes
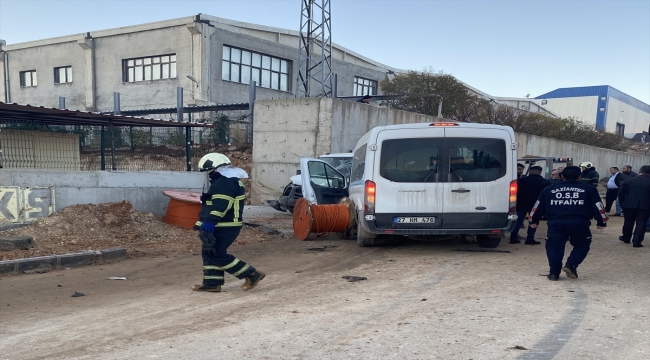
[0,169,207,215]
[515,133,649,177]
[251,98,332,204]
[251,98,650,205]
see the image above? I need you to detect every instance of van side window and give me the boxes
[380,138,442,183]
[447,138,506,182]
[351,145,367,182]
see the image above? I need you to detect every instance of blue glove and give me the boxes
[200,222,216,233]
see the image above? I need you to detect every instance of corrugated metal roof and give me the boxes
[0,102,212,127]
[116,103,250,116]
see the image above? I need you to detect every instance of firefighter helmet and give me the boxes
[198,153,231,173]
[579,162,593,169]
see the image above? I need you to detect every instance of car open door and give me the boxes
[300,158,349,205]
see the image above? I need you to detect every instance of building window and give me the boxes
[123,54,177,82]
[19,70,37,87]
[541,100,547,105]
[54,66,72,84]
[354,76,377,96]
[222,45,290,91]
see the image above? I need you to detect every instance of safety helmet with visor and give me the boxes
[198,153,231,173]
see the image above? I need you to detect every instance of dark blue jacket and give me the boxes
[530,180,608,227]
[516,174,551,211]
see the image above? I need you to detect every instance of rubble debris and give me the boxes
[342,276,367,282]
[71,292,85,297]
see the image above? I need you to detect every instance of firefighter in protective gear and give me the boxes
[578,162,600,187]
[192,153,265,292]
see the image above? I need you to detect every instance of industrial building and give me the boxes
[536,86,650,137]
[0,14,398,113]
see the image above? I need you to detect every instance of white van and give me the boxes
[300,122,518,248]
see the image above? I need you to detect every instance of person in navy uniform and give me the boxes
[509,166,551,245]
[193,153,265,292]
[530,166,608,281]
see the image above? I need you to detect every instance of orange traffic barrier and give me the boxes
[162,190,202,229]
[293,197,354,240]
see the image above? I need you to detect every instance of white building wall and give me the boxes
[605,97,650,135]
[540,96,599,124]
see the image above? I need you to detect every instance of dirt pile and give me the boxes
[0,200,274,261]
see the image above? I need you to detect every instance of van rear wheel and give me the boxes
[477,235,502,248]
[356,211,378,247]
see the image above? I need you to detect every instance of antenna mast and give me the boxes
[297,0,332,98]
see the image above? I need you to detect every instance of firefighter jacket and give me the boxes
[195,172,246,229]
[530,180,607,227]
[579,168,600,187]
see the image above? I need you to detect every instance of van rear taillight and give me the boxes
[365,180,376,214]
[509,180,518,213]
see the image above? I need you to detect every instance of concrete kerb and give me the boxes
[0,247,128,275]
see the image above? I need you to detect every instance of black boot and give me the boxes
[241,271,266,291]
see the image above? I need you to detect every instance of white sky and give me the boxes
[1,0,648,102]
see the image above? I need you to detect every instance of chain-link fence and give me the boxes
[0,112,250,171]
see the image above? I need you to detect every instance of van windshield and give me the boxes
[379,138,506,183]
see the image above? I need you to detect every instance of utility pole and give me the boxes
[297,0,332,98]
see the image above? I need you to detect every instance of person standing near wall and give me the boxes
[193,153,265,292]
[605,167,621,215]
[615,165,638,216]
[510,166,551,245]
[530,166,608,281]
[617,165,650,248]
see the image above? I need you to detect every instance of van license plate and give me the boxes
[394,217,436,224]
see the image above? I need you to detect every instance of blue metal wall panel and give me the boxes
[535,86,650,132]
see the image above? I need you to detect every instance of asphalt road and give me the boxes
[0,214,648,360]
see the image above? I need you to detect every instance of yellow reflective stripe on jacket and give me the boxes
[233,194,245,222]
[203,265,224,271]
[195,221,203,227]
[216,221,243,227]
[210,210,227,217]
[203,275,224,280]
[232,264,250,277]
[212,194,235,201]
[216,258,240,271]
[205,200,212,206]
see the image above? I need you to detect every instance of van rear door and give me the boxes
[373,127,445,227]
[442,127,512,229]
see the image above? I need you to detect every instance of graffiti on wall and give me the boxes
[0,187,55,223]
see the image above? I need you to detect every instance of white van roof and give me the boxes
[354,122,515,150]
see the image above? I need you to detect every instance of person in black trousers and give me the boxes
[530,166,608,281]
[605,167,621,214]
[617,165,650,248]
[510,166,551,245]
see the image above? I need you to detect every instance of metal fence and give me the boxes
[0,114,249,171]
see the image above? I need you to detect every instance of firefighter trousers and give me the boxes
[545,219,592,276]
[200,227,256,286]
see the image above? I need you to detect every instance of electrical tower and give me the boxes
[297,0,332,98]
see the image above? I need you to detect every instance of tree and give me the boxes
[380,68,477,118]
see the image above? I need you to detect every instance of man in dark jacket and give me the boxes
[579,162,600,187]
[530,166,608,280]
[615,165,638,216]
[510,166,551,245]
[617,165,650,247]
[193,153,265,292]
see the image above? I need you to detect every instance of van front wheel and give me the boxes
[477,235,502,248]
